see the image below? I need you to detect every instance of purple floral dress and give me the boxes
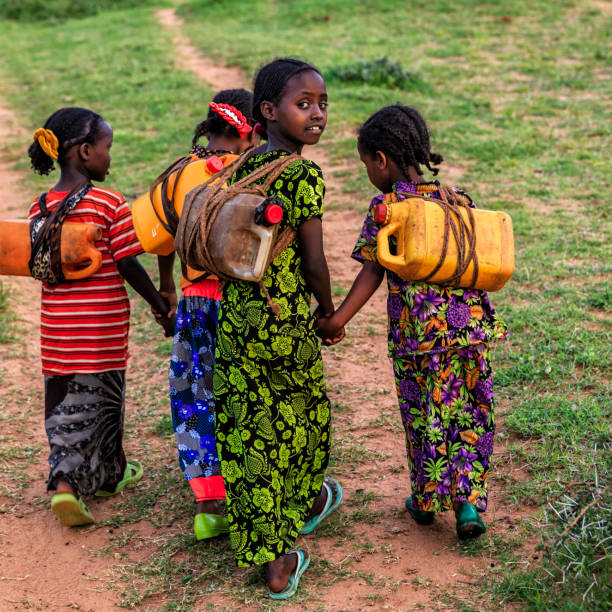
[352,181,508,513]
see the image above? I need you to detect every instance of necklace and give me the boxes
[190,144,232,159]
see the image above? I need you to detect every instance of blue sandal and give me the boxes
[268,550,310,600]
[300,477,343,535]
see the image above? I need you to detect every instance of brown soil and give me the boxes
[0,9,527,611]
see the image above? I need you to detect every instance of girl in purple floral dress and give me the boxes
[317,105,508,539]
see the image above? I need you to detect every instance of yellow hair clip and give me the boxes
[33,128,59,161]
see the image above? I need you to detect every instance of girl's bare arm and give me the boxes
[317,260,385,339]
[298,216,334,315]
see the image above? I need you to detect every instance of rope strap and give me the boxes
[175,150,301,314]
[147,155,193,235]
[29,183,92,285]
[396,187,479,288]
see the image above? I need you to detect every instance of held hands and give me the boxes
[151,290,178,338]
[314,307,345,346]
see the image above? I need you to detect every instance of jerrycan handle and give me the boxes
[376,202,405,268]
[376,221,405,268]
[252,225,275,280]
[63,225,103,280]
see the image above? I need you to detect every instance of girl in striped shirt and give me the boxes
[28,107,173,526]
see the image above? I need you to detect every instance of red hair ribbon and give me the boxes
[209,102,253,138]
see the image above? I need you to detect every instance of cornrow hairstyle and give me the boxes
[252,57,322,127]
[28,107,104,176]
[192,88,254,147]
[358,105,443,177]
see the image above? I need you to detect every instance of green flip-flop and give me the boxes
[268,550,310,600]
[51,493,95,526]
[95,459,144,497]
[300,477,343,535]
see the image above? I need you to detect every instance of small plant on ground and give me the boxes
[325,57,423,90]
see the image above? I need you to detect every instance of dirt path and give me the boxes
[0,10,522,611]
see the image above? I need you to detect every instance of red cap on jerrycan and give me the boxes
[373,203,389,225]
[254,196,284,226]
[206,156,224,174]
[263,203,283,224]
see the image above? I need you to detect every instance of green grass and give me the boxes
[0,281,15,343]
[0,0,157,22]
[0,6,215,204]
[0,0,610,609]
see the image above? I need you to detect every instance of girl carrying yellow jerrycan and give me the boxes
[372,187,514,292]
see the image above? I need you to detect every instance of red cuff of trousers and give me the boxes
[189,475,226,502]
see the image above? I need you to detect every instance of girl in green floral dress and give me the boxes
[213,58,342,599]
[318,105,508,540]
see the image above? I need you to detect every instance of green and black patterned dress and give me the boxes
[213,150,331,566]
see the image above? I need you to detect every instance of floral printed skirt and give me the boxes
[394,343,495,513]
[170,296,225,501]
[214,318,331,566]
[44,370,126,497]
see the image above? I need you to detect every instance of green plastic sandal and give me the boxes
[455,502,486,539]
[95,459,144,497]
[194,513,229,540]
[51,493,95,526]
[405,496,435,525]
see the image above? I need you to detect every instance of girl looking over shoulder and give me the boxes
[27,107,173,526]
[213,58,342,599]
[318,105,508,539]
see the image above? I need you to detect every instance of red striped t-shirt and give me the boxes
[28,185,144,375]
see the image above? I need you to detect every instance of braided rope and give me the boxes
[397,187,479,288]
[147,156,193,235]
[175,151,300,314]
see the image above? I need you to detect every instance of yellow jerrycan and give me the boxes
[374,191,514,292]
[0,220,103,279]
[132,154,237,255]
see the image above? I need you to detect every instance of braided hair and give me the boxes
[192,88,254,147]
[252,58,321,127]
[358,105,443,177]
[28,107,104,175]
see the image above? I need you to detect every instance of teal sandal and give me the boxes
[268,550,310,600]
[51,493,95,526]
[300,477,343,535]
[455,502,486,539]
[95,459,144,497]
[405,496,435,525]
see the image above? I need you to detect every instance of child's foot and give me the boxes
[267,550,310,600]
[300,477,342,534]
[455,502,486,539]
[51,493,95,526]
[194,499,229,540]
[405,496,435,525]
